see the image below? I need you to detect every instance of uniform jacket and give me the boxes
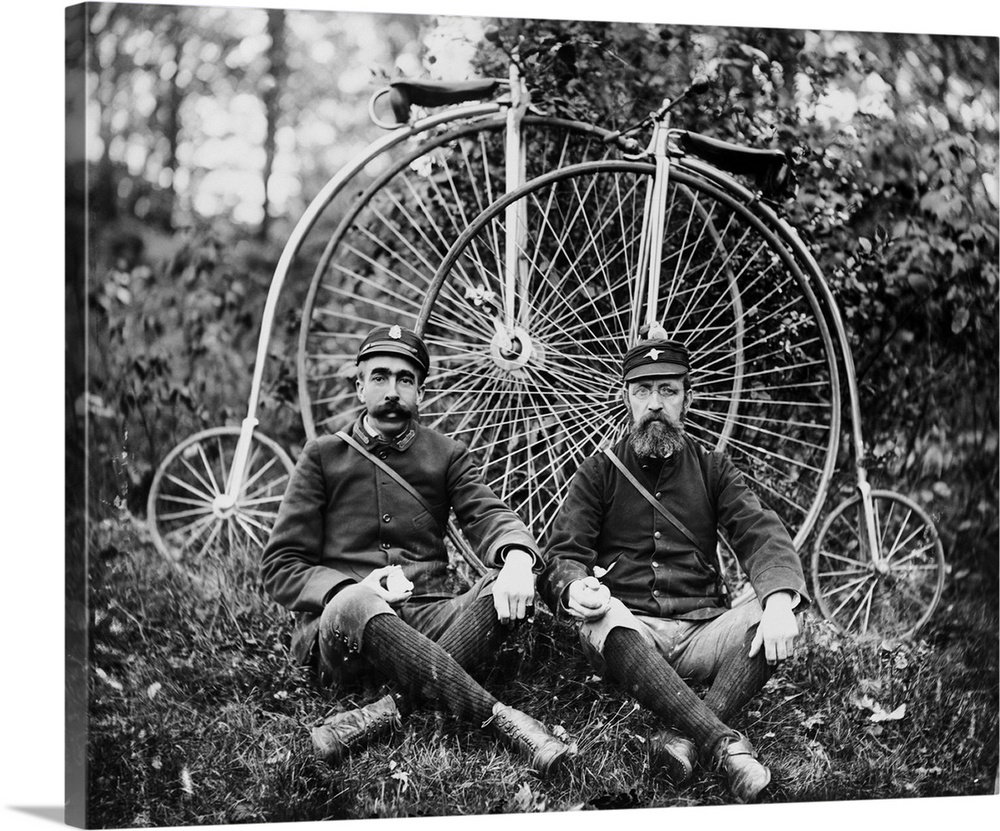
[540,434,808,621]
[262,417,539,664]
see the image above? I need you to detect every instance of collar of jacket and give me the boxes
[352,415,417,452]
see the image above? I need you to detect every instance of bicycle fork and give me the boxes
[631,103,675,342]
[490,61,534,371]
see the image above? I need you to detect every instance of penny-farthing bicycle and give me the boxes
[148,57,945,639]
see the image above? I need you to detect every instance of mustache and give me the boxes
[637,412,675,429]
[372,401,413,417]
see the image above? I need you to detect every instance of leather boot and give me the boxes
[648,727,697,785]
[489,703,570,776]
[311,694,402,766]
[713,732,771,802]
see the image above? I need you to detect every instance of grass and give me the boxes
[83,514,998,827]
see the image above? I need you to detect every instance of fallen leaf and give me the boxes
[390,770,411,791]
[870,703,907,723]
[147,682,162,700]
[180,766,194,796]
[95,667,124,692]
[510,782,534,812]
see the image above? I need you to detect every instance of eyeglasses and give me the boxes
[629,383,683,400]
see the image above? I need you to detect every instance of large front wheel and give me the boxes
[416,161,841,544]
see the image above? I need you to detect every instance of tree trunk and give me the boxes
[160,12,184,232]
[259,8,287,242]
[87,4,119,222]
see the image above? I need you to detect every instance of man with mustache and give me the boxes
[262,325,569,775]
[540,327,807,802]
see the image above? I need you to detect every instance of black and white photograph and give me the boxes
[7,0,999,828]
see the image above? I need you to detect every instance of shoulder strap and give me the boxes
[336,430,488,577]
[602,446,703,550]
[336,430,438,518]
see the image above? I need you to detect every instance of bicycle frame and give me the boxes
[675,153,880,561]
[631,100,675,341]
[613,97,877,558]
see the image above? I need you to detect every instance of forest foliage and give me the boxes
[70,6,999,581]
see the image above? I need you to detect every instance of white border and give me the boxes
[2,2,995,830]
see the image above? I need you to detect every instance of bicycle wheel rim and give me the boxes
[417,160,841,543]
[297,114,619,439]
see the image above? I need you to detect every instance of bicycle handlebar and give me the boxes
[369,72,794,196]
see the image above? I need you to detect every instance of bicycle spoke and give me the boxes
[158,505,217,523]
[166,469,216,504]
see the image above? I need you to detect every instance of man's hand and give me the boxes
[749,591,799,666]
[565,576,612,621]
[492,549,536,624]
[360,565,413,607]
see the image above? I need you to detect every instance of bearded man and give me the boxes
[539,329,807,802]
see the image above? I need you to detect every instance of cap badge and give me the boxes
[388,325,402,339]
[645,348,663,360]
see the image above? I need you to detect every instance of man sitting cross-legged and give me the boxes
[539,326,808,801]
[262,324,569,775]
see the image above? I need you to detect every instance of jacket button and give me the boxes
[652,561,660,568]
[655,492,661,498]
[654,531,661,539]
[378,451,388,460]
[382,514,391,522]
[653,589,662,597]
[381,542,390,549]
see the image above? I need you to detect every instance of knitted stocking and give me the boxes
[361,613,497,722]
[603,626,734,753]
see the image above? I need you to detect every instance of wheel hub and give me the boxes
[212,493,238,518]
[489,325,537,373]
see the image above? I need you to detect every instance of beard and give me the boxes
[629,413,686,459]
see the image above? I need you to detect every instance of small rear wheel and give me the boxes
[811,489,946,638]
[147,427,294,580]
